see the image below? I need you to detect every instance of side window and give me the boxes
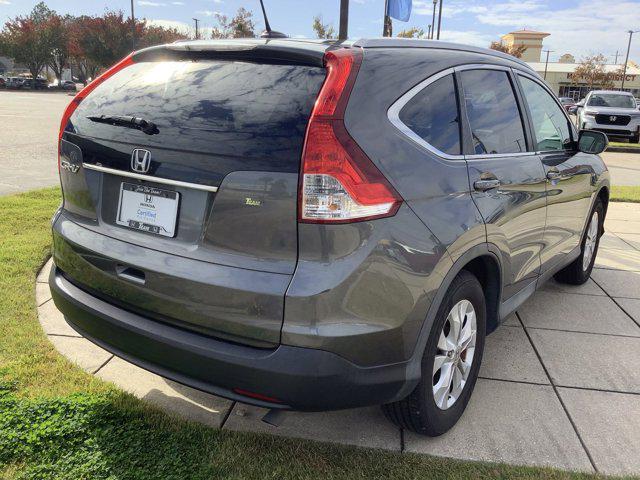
[460,69,526,155]
[398,73,461,155]
[518,75,572,152]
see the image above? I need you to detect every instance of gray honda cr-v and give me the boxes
[50,38,609,436]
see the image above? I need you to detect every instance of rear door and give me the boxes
[515,72,593,272]
[57,49,326,346]
[459,66,547,301]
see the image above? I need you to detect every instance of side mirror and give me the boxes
[578,130,608,154]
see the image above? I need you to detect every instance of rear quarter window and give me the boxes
[398,73,461,155]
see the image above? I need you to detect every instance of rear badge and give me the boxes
[60,159,80,173]
[131,149,151,173]
[245,197,262,206]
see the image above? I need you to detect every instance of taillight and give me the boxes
[58,53,135,172]
[299,49,402,223]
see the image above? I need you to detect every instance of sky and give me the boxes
[1,0,640,63]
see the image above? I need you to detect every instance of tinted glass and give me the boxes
[587,94,635,108]
[399,74,460,155]
[70,60,325,170]
[519,76,572,152]
[460,69,526,155]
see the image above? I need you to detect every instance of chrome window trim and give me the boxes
[388,64,539,161]
[82,163,219,193]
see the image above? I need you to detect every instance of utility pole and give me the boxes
[382,0,392,37]
[193,18,200,40]
[543,49,554,80]
[130,0,136,50]
[613,50,620,64]
[427,24,432,39]
[431,0,437,39]
[436,0,443,40]
[622,30,639,91]
[339,0,349,40]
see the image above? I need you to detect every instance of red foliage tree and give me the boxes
[0,2,55,86]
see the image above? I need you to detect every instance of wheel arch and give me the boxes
[597,185,609,230]
[406,244,503,380]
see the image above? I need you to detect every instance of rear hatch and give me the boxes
[55,40,327,347]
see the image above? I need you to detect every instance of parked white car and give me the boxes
[577,90,640,143]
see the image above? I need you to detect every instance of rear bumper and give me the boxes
[50,266,415,411]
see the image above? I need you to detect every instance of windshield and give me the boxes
[587,94,636,108]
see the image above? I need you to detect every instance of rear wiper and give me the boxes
[87,115,159,135]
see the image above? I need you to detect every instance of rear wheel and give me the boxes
[554,200,603,285]
[382,270,486,436]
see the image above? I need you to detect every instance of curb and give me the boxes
[607,147,640,154]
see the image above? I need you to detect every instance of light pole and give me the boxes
[621,30,639,91]
[130,0,135,51]
[543,49,554,80]
[427,24,432,39]
[193,18,200,40]
[431,0,437,39]
[436,0,443,40]
[339,0,349,40]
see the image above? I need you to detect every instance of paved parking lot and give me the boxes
[0,91,70,195]
[36,201,640,476]
[1,90,640,195]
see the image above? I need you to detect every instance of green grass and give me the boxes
[609,141,640,149]
[0,188,630,479]
[611,186,640,203]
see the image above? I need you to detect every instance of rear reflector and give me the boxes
[233,388,283,404]
[58,53,135,171]
[299,49,402,223]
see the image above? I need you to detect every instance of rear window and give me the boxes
[460,69,526,155]
[70,60,325,170]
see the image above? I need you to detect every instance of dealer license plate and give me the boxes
[116,183,179,237]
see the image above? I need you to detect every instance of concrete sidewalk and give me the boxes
[36,202,640,476]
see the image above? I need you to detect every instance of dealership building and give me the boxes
[501,29,640,99]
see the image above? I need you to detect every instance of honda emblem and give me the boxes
[131,149,151,173]
[610,116,617,122]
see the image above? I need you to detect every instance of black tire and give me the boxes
[631,133,639,145]
[554,199,604,285]
[382,270,486,436]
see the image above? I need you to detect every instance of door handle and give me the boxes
[473,179,501,191]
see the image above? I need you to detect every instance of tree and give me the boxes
[397,27,426,38]
[211,8,255,39]
[48,14,73,87]
[571,54,614,90]
[140,24,185,48]
[0,2,56,87]
[489,41,527,58]
[312,15,335,39]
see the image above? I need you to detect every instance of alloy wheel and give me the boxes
[583,211,599,271]
[432,299,477,410]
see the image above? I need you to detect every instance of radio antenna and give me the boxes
[258,0,287,38]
